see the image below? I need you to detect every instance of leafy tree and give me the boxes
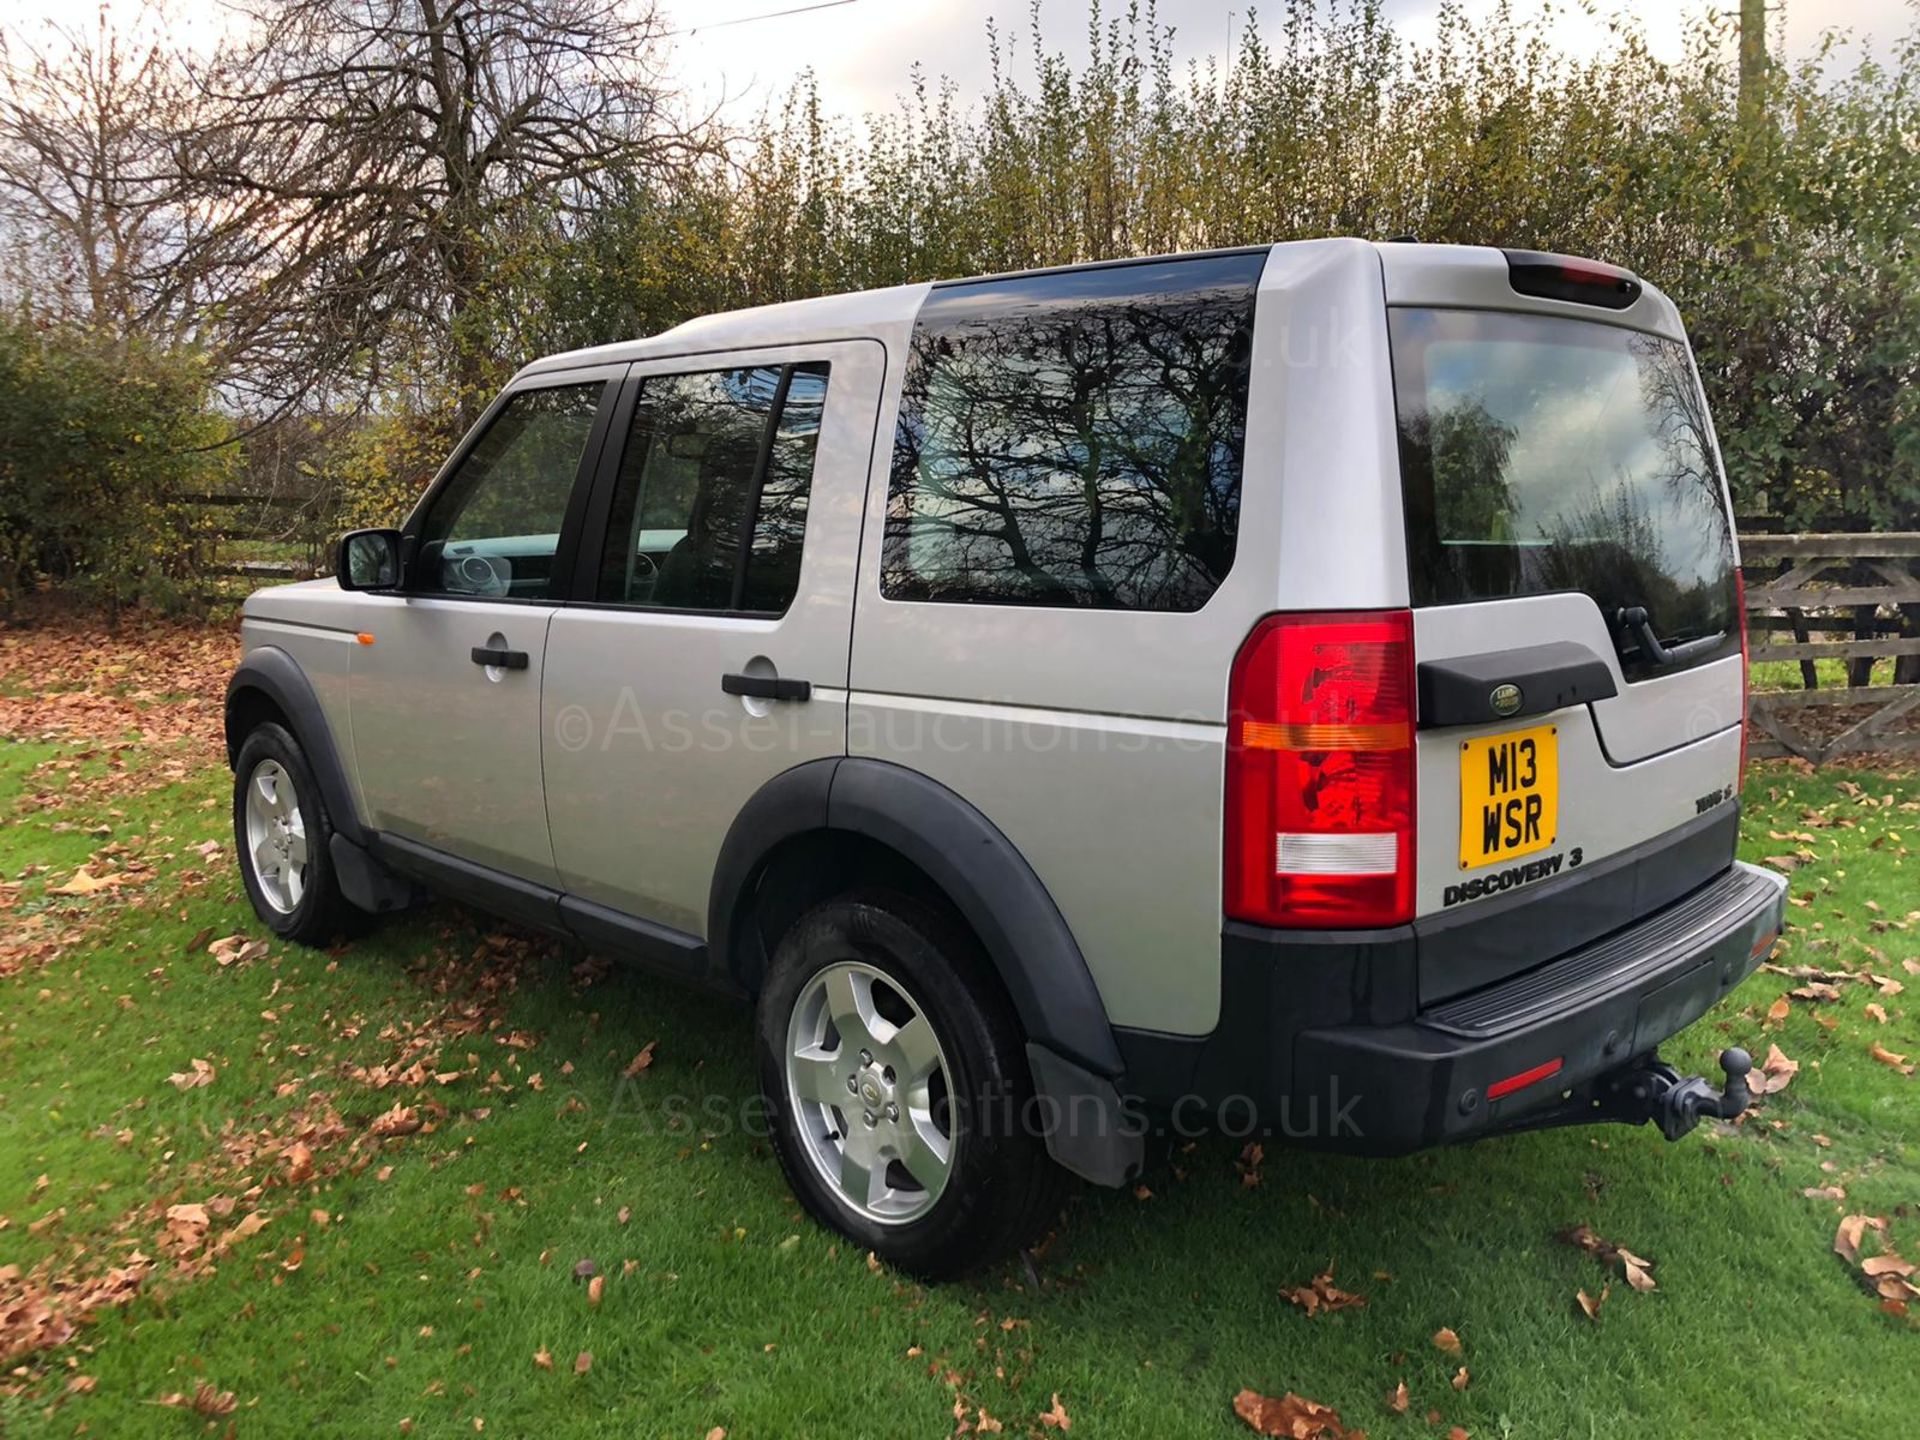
[0,315,231,619]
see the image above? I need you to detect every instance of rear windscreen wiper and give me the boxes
[1616,605,1726,667]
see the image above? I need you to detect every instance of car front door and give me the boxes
[540,340,884,940]
[348,368,621,889]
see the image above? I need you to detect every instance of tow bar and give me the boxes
[1601,1047,1754,1141]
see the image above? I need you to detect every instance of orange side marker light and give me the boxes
[356,633,376,646]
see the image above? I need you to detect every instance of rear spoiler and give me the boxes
[1503,249,1642,311]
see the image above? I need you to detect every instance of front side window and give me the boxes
[415,382,605,600]
[596,362,829,614]
[1389,308,1738,677]
[882,252,1262,611]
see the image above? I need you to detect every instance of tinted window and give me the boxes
[1389,309,1737,677]
[741,368,827,612]
[596,362,829,614]
[415,382,604,600]
[882,253,1262,611]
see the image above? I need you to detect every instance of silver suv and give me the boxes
[227,240,1789,1276]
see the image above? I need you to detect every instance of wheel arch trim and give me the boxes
[709,757,1124,1079]
[225,647,366,846]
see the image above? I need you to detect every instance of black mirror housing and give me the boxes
[337,528,405,591]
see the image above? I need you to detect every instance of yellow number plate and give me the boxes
[1458,724,1559,870]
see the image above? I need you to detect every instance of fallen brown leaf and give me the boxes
[1751,1043,1799,1096]
[1862,1254,1916,1279]
[573,1351,592,1375]
[1232,1388,1348,1438]
[1281,1266,1366,1317]
[369,1102,423,1137]
[1039,1392,1072,1431]
[621,1041,658,1079]
[166,1057,215,1090]
[1868,1042,1915,1076]
[1834,1214,1885,1265]
[1386,1381,1409,1415]
[1432,1326,1462,1355]
[157,1382,236,1416]
[1558,1224,1656,1292]
[286,1141,315,1184]
[50,867,121,897]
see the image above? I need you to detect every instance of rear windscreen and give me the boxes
[1389,308,1738,678]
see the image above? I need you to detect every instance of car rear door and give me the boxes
[1383,269,1746,1004]
[539,340,885,942]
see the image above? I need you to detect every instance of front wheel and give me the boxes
[756,891,1066,1278]
[232,722,359,946]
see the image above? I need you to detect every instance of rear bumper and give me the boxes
[1294,862,1786,1152]
[1116,860,1787,1155]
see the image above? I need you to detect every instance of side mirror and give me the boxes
[337,528,404,591]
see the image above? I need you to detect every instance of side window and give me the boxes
[415,382,604,600]
[596,361,829,614]
[882,253,1262,611]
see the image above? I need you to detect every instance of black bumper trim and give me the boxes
[1414,803,1741,1005]
[1290,861,1785,1153]
[1423,865,1780,1038]
[1114,857,1787,1156]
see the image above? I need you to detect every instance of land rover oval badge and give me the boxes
[1490,683,1523,718]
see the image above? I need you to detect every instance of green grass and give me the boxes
[2,735,1917,1438]
[1749,655,1898,692]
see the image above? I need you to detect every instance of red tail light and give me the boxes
[1735,569,1750,790]
[1225,610,1417,929]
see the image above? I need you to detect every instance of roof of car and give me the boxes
[514,281,934,379]
[513,239,1683,381]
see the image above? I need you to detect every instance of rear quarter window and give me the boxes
[1389,307,1738,678]
[883,252,1263,612]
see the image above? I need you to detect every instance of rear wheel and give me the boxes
[232,723,358,946]
[757,890,1066,1278]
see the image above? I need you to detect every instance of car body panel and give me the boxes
[541,337,888,933]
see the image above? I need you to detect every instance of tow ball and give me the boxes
[1603,1047,1754,1141]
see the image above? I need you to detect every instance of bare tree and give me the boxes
[185,0,711,415]
[0,9,201,337]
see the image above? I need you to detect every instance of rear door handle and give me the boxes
[721,672,811,702]
[471,646,529,670]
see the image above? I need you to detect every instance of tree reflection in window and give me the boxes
[598,361,829,614]
[1390,308,1736,675]
[883,254,1262,611]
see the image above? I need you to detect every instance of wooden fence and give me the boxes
[1741,532,1920,763]
[185,489,329,590]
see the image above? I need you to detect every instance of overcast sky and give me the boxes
[663,0,1918,119]
[4,0,1915,120]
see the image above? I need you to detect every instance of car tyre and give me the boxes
[232,722,360,946]
[757,889,1067,1279]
